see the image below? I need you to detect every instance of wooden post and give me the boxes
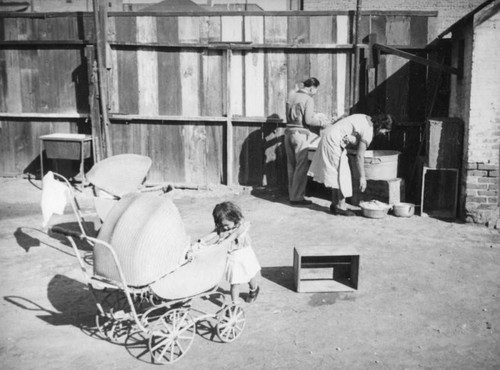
[225,49,233,186]
[93,0,113,157]
[352,0,363,112]
[85,45,102,162]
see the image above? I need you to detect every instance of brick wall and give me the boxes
[305,0,485,41]
[463,5,500,226]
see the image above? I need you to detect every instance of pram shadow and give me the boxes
[261,266,295,291]
[4,274,96,329]
[15,222,96,255]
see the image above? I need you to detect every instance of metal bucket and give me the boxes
[349,150,400,180]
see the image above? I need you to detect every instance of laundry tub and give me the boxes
[348,150,400,180]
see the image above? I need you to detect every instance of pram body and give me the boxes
[54,192,246,364]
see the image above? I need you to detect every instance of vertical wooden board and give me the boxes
[157,16,178,43]
[136,17,159,116]
[3,18,17,40]
[370,15,387,45]
[201,51,224,116]
[115,16,137,43]
[178,16,202,43]
[200,17,223,116]
[266,52,287,119]
[310,16,335,115]
[19,49,39,112]
[385,16,411,120]
[108,123,128,155]
[16,17,34,41]
[5,49,22,112]
[108,47,120,113]
[336,15,349,116]
[244,16,264,117]
[147,123,184,183]
[287,16,310,89]
[0,50,6,111]
[0,18,4,41]
[117,50,139,114]
[233,123,263,186]
[115,17,138,114]
[264,15,287,43]
[157,17,181,115]
[410,17,428,48]
[264,16,287,118]
[386,16,411,46]
[358,15,371,43]
[408,55,427,121]
[0,121,13,174]
[57,49,78,112]
[370,16,387,114]
[37,49,56,112]
[179,18,205,184]
[107,16,117,42]
[199,16,222,43]
[204,124,224,184]
[222,16,244,116]
[207,16,222,42]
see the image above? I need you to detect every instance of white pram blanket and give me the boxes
[41,171,68,227]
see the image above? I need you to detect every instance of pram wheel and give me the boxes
[216,304,246,343]
[95,290,131,344]
[148,308,196,364]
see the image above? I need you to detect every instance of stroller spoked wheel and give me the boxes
[148,308,196,364]
[216,304,246,343]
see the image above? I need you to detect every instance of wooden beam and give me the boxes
[109,41,363,51]
[109,114,226,122]
[0,10,438,18]
[0,112,89,119]
[373,43,460,75]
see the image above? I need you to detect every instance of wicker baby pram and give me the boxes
[52,192,246,364]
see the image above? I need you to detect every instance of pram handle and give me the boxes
[51,226,86,240]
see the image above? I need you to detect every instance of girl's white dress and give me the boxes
[225,229,261,285]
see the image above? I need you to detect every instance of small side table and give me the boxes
[293,246,359,293]
[40,133,95,190]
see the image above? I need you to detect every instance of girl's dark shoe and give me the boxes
[247,286,260,303]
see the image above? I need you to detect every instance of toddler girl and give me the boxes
[210,201,261,304]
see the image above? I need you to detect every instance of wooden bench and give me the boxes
[293,246,359,293]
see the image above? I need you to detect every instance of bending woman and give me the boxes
[308,113,394,216]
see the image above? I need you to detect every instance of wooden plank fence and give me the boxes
[0,10,437,187]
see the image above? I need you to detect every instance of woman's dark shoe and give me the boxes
[247,286,260,303]
[290,199,313,206]
[330,205,356,216]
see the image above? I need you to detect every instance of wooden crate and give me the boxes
[420,166,459,219]
[426,118,463,169]
[293,246,359,293]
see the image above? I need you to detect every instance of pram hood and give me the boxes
[86,154,152,197]
[94,192,189,287]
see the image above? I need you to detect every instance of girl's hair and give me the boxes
[371,113,394,134]
[303,77,320,88]
[212,201,243,231]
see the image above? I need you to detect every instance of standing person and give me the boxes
[205,201,261,304]
[285,77,330,205]
[308,113,394,216]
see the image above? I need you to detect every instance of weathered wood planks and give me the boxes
[0,12,437,185]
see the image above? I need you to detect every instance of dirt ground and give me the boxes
[1,176,499,370]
